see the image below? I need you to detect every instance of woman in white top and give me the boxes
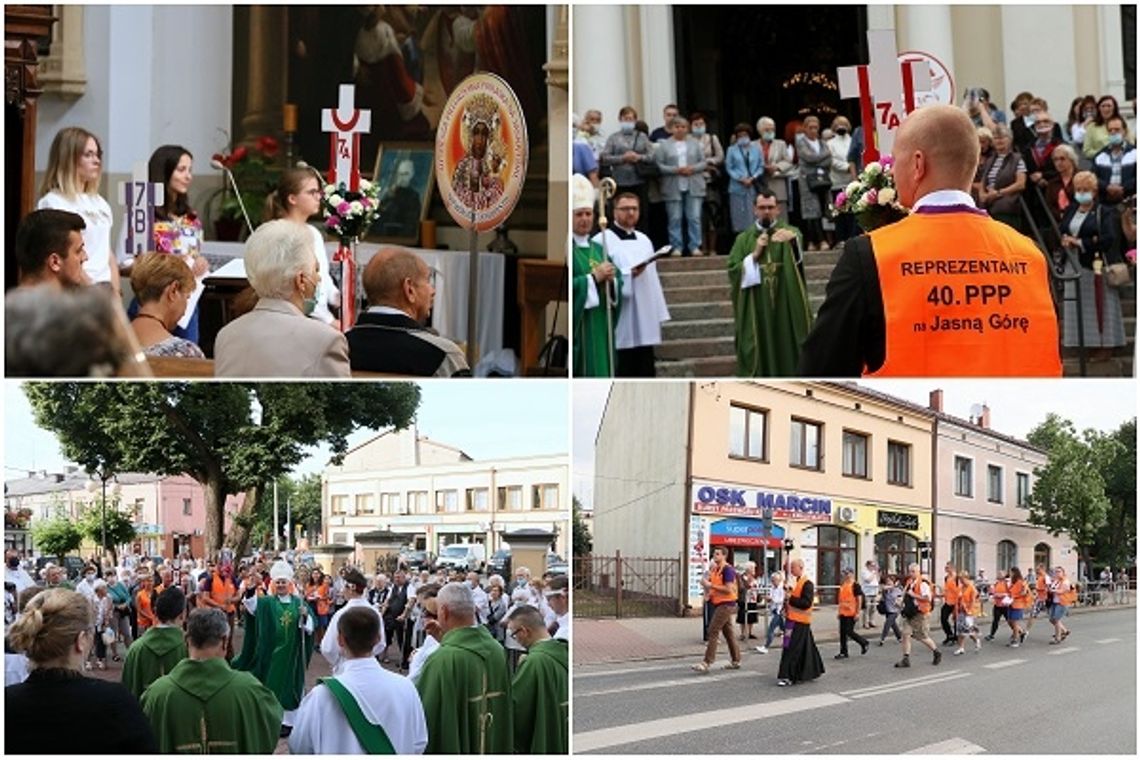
[756,571,786,654]
[37,127,121,296]
[827,116,857,245]
[263,168,341,326]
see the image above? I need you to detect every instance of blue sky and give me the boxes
[4,381,569,480]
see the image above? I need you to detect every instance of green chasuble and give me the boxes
[230,607,258,672]
[249,595,314,711]
[511,638,568,754]
[139,656,283,754]
[727,222,813,376]
[572,240,622,377]
[416,625,513,754]
[122,625,189,700]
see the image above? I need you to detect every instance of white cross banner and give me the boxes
[321,84,372,192]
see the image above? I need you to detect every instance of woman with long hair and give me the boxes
[37,127,121,296]
[263,168,340,325]
[1082,95,1129,159]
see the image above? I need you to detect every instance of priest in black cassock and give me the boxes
[776,558,825,687]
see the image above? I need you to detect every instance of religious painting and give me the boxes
[368,142,435,244]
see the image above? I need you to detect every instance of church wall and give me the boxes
[593,383,690,560]
[950,5,1007,110]
[999,6,1079,120]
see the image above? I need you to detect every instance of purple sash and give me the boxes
[913,204,989,217]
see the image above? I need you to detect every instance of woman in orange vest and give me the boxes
[1025,564,1049,636]
[953,570,982,655]
[1047,566,1076,643]
[1006,567,1033,646]
[305,568,333,646]
[776,558,825,686]
[835,568,869,659]
[135,572,157,633]
[985,571,1012,641]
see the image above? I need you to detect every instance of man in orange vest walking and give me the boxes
[776,558,824,686]
[896,562,941,668]
[985,571,1012,640]
[939,563,959,646]
[835,568,869,659]
[692,547,741,673]
[799,104,1062,377]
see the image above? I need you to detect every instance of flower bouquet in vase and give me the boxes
[833,156,910,232]
[322,179,381,330]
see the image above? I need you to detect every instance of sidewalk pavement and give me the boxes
[573,602,1135,666]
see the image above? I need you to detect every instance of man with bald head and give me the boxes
[799,104,1060,376]
[346,247,470,376]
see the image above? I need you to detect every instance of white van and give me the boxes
[436,543,487,573]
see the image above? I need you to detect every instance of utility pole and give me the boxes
[273,481,280,553]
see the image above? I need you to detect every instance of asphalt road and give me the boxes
[573,608,1136,754]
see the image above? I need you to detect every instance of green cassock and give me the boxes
[415,625,513,754]
[511,638,569,754]
[122,625,189,700]
[727,221,814,377]
[247,594,313,711]
[139,656,283,754]
[230,606,258,671]
[572,240,622,377]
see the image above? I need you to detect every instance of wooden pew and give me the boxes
[146,356,411,379]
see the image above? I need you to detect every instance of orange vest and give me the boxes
[307,580,332,616]
[1035,574,1048,602]
[1010,579,1032,609]
[992,579,1011,606]
[906,576,932,614]
[942,575,959,605]
[708,563,739,606]
[209,571,236,613]
[838,581,859,617]
[866,212,1061,377]
[958,581,980,616]
[1056,580,1077,607]
[136,588,156,629]
[786,575,812,624]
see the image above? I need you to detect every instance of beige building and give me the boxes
[322,425,569,559]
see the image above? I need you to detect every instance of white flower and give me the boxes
[324,184,336,194]
[878,188,896,206]
[846,181,861,196]
[359,179,372,191]
[864,161,882,176]
[350,200,364,215]
[329,194,344,207]
[854,196,869,212]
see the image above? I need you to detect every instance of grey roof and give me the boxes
[5,471,165,497]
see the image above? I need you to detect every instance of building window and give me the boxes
[331,495,347,515]
[987,465,1003,503]
[875,531,918,580]
[1016,473,1031,507]
[380,493,401,515]
[132,498,145,519]
[809,525,858,604]
[466,488,488,512]
[951,536,977,575]
[497,486,523,512]
[997,540,1018,573]
[887,441,911,486]
[1034,543,1051,570]
[790,418,822,470]
[842,430,869,478]
[182,498,192,516]
[954,456,973,497]
[332,532,347,545]
[532,484,559,511]
[407,491,428,515]
[435,490,458,514]
[355,494,375,515]
[729,404,767,460]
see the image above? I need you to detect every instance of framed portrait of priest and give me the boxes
[369,142,435,245]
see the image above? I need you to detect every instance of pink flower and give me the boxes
[864,188,878,205]
[1127,248,1137,264]
[835,191,848,207]
[881,155,894,168]
[325,215,341,229]
[336,201,352,216]
[361,198,372,209]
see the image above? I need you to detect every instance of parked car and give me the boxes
[546,553,568,577]
[435,543,487,574]
[488,548,512,578]
[400,550,436,573]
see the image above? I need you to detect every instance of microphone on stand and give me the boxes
[210,158,254,236]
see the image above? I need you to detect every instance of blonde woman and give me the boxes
[128,252,205,358]
[37,127,121,296]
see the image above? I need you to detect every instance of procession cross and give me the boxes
[321,84,372,193]
[469,671,504,754]
[119,161,164,259]
[838,29,932,165]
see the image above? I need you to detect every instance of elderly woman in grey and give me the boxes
[756,117,797,221]
[795,115,833,251]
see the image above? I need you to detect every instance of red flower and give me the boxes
[229,145,249,164]
[212,152,225,164]
[256,135,280,158]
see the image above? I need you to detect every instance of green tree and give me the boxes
[1026,414,1112,576]
[1091,418,1137,569]
[75,497,138,566]
[572,495,592,555]
[25,383,421,558]
[31,510,83,558]
[243,473,323,554]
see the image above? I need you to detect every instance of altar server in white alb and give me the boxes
[591,191,670,377]
[289,606,428,755]
[319,569,385,672]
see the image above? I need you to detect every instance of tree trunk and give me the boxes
[204,474,227,559]
[227,484,261,559]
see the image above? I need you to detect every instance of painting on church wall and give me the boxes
[283,5,547,179]
[369,143,435,244]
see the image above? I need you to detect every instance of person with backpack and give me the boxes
[877,573,903,645]
[1006,567,1033,646]
[953,570,982,655]
[895,563,941,668]
[835,568,869,659]
[985,571,1012,640]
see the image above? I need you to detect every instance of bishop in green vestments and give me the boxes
[571,173,621,377]
[123,586,188,699]
[506,605,569,754]
[141,608,283,754]
[727,191,813,376]
[416,582,513,754]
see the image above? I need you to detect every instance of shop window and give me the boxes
[809,525,858,604]
[950,536,976,575]
[954,456,973,497]
[790,418,822,470]
[842,430,869,478]
[729,404,767,460]
[876,531,919,579]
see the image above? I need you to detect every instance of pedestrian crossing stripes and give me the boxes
[575,670,755,698]
[1095,638,1122,644]
[573,693,850,753]
[903,737,987,754]
[983,658,1027,669]
[1047,646,1080,656]
[575,661,711,680]
[839,670,965,698]
[845,671,971,699]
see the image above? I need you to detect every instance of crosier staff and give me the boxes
[596,177,618,377]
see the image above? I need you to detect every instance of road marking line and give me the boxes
[1095,638,1122,644]
[575,670,754,697]
[904,737,986,754]
[983,658,1027,670]
[575,661,713,679]
[848,671,971,699]
[573,692,850,753]
[1048,646,1080,655]
[840,670,964,697]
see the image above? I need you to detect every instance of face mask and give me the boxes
[737,137,751,148]
[620,121,635,133]
[1083,110,1095,120]
[1108,133,1124,147]
[836,128,848,136]
[1075,191,1094,204]
[1024,114,1037,126]
[692,126,706,136]
[86,574,95,582]
[761,131,775,142]
[301,275,318,316]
